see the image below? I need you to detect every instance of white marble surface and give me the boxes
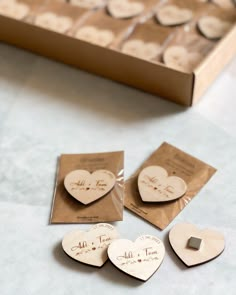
[0,43,235,295]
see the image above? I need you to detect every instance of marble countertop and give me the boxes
[0,43,235,295]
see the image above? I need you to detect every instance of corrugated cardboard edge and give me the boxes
[192,24,236,105]
[0,14,194,106]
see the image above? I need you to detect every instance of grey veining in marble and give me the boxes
[0,43,236,295]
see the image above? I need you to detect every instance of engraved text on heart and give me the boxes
[140,174,175,199]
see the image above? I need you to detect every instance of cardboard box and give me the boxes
[0,1,235,106]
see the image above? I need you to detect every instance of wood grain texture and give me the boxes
[169,223,225,267]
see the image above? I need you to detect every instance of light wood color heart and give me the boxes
[107,0,144,19]
[75,26,115,47]
[138,166,187,202]
[198,16,232,39]
[212,0,235,9]
[156,5,193,26]
[108,235,165,281]
[64,169,116,204]
[62,223,119,267]
[163,45,203,73]
[0,0,29,20]
[169,223,225,267]
[35,12,73,34]
[122,39,161,61]
[70,0,106,9]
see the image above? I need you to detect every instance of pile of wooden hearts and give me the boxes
[62,222,225,281]
[62,223,165,281]
[154,4,233,72]
[137,165,187,203]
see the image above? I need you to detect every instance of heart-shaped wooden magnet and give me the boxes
[0,0,29,20]
[107,0,144,19]
[35,12,73,34]
[122,39,161,61]
[64,169,116,204]
[138,166,187,202]
[169,223,225,267]
[70,0,106,9]
[163,45,203,72]
[212,0,235,9]
[62,223,119,267]
[75,26,115,47]
[156,5,193,26]
[108,235,165,281]
[198,16,232,39]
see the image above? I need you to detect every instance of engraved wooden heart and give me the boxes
[163,45,203,72]
[169,223,225,267]
[198,16,232,39]
[75,26,115,47]
[108,235,165,281]
[156,5,193,26]
[107,0,144,19]
[0,0,29,20]
[138,166,187,202]
[35,12,73,34]
[62,223,119,267]
[122,39,161,61]
[64,169,116,204]
[70,0,106,9]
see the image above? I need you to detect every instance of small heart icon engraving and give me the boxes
[62,223,119,267]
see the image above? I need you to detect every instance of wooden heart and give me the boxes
[62,223,119,267]
[156,5,193,26]
[169,223,225,267]
[107,0,144,19]
[0,0,29,20]
[122,39,161,61]
[70,0,106,9]
[138,166,187,202]
[108,235,165,281]
[212,0,235,9]
[163,45,202,72]
[35,12,73,34]
[198,16,232,39]
[75,26,115,47]
[64,169,116,204]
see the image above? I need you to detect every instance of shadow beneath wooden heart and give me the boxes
[163,232,187,270]
[53,241,98,273]
[99,260,144,287]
